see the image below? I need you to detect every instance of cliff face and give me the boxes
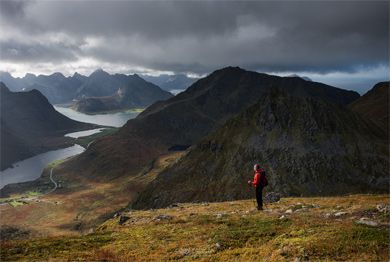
[134,90,387,209]
[0,83,93,170]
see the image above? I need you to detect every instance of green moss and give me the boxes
[304,225,389,260]
[9,200,25,207]
[212,217,290,249]
[1,233,114,260]
[26,191,41,197]
[47,159,67,168]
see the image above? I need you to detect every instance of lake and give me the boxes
[0,145,85,189]
[54,106,139,127]
[65,128,106,138]
[0,108,140,189]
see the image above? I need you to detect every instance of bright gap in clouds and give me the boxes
[268,65,389,94]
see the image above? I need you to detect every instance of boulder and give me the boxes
[376,204,390,213]
[118,215,130,225]
[264,192,281,203]
[154,214,173,221]
[356,217,378,227]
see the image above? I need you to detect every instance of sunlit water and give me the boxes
[65,128,106,138]
[0,108,140,189]
[170,89,185,95]
[54,106,138,127]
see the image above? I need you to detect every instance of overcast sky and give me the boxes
[0,0,388,93]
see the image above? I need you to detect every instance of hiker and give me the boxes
[248,164,268,210]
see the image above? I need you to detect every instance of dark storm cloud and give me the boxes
[0,1,388,75]
[0,0,29,17]
[0,39,79,63]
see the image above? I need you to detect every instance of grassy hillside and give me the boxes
[0,152,184,236]
[1,194,389,261]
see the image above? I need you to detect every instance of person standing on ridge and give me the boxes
[248,164,268,210]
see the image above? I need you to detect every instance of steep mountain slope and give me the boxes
[133,89,387,209]
[0,83,94,170]
[349,81,389,131]
[68,67,359,181]
[72,74,172,113]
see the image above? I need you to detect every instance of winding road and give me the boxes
[48,167,58,193]
[0,167,59,206]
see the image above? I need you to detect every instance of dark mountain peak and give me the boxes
[49,72,65,79]
[90,68,110,78]
[0,71,13,78]
[211,66,247,76]
[0,85,93,170]
[72,72,87,80]
[132,73,143,79]
[287,74,312,82]
[371,81,389,93]
[73,72,83,77]
[0,82,10,93]
[24,73,36,80]
[349,81,389,131]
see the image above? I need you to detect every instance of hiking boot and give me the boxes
[257,206,263,211]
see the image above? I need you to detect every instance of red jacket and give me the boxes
[252,170,264,187]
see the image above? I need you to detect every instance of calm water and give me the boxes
[65,128,106,138]
[54,106,139,127]
[170,89,185,95]
[0,108,139,189]
[0,145,85,189]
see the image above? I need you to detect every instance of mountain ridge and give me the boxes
[65,67,360,183]
[133,88,387,209]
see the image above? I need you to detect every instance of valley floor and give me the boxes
[1,194,389,261]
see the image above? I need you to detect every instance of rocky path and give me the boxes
[48,168,58,194]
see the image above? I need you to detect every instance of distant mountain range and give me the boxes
[72,70,173,113]
[67,67,360,184]
[0,71,85,104]
[0,70,182,111]
[0,83,95,170]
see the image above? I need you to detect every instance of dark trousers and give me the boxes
[255,185,263,208]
